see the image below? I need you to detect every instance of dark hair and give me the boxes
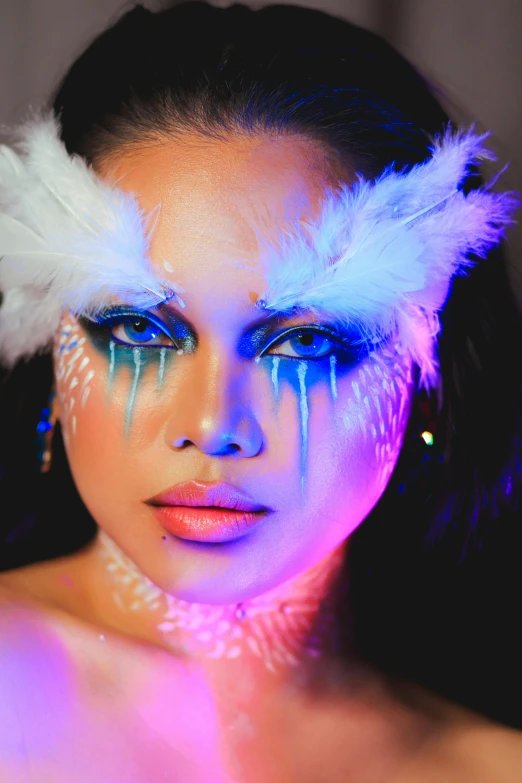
[1,1,521,728]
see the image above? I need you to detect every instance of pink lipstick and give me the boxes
[145,479,271,543]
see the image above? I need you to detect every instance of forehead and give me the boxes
[97,133,342,287]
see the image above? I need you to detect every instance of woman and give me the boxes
[0,2,521,780]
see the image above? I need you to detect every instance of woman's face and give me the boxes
[54,134,413,604]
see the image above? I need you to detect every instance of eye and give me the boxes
[111,317,175,348]
[264,327,350,360]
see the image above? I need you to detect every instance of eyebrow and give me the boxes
[156,300,309,336]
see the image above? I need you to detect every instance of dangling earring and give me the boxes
[36,391,57,473]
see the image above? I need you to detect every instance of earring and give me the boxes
[36,391,57,473]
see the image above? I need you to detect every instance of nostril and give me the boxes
[173,438,195,449]
[166,407,264,458]
[170,438,241,455]
[220,443,241,456]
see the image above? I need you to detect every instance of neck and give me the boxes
[82,529,346,682]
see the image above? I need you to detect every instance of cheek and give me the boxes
[54,319,96,445]
[300,345,413,529]
[53,314,412,545]
[54,316,172,435]
[53,319,155,500]
[346,346,412,491]
[54,318,191,505]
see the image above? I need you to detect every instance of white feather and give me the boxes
[0,113,184,364]
[255,127,518,387]
[0,118,518,383]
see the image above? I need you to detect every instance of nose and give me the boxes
[164,343,264,458]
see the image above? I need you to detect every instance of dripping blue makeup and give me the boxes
[80,302,377,441]
[245,317,373,494]
[80,305,196,431]
[82,303,371,365]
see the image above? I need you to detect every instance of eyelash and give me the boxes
[91,311,183,351]
[92,312,362,362]
[260,325,360,362]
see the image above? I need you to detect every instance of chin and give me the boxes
[160,570,282,607]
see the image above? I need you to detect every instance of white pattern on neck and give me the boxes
[98,529,343,674]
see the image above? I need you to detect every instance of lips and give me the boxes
[145,480,271,543]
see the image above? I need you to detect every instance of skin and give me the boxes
[0,132,420,781]
[50,131,412,637]
[48,133,415,669]
[2,132,521,782]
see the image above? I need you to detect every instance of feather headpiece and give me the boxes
[0,114,185,365]
[252,127,519,386]
[0,115,519,385]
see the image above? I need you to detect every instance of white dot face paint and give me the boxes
[54,135,415,615]
[97,529,342,675]
[54,318,94,444]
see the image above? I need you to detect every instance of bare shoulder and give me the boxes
[0,580,68,778]
[447,719,522,781]
[283,674,522,783]
[0,576,60,644]
[0,578,66,690]
[0,581,128,782]
[395,709,522,782]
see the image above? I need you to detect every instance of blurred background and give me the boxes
[1,0,521,297]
